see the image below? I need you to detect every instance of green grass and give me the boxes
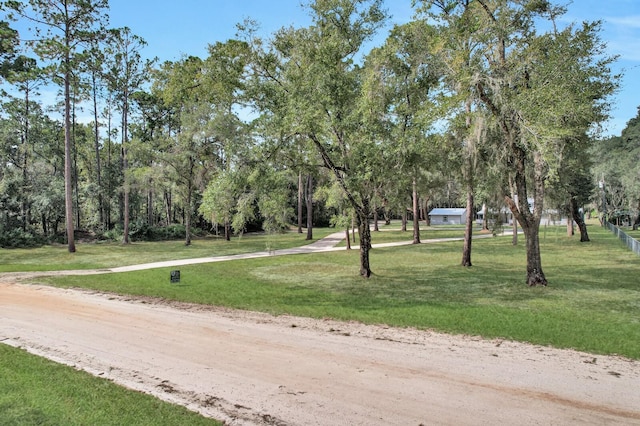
[41,223,640,359]
[0,344,220,426]
[0,229,335,272]
[621,227,640,240]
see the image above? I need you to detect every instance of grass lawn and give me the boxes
[39,222,640,360]
[620,227,640,240]
[0,344,220,426]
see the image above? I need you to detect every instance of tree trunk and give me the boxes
[123,184,130,243]
[105,97,113,231]
[570,197,590,242]
[462,190,473,267]
[64,52,76,253]
[92,70,104,231]
[224,220,231,241]
[310,131,370,276]
[297,171,303,233]
[164,190,172,226]
[461,98,474,267]
[422,197,429,224]
[373,205,379,231]
[566,202,574,237]
[357,207,372,278]
[72,90,81,231]
[523,225,546,286]
[184,203,191,246]
[122,164,130,244]
[306,174,313,240]
[344,228,351,250]
[184,161,194,246]
[505,149,547,286]
[509,178,518,245]
[412,178,420,244]
[21,87,30,232]
[122,90,130,245]
[147,184,154,226]
[401,209,407,232]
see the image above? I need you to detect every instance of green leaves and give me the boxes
[199,171,239,228]
[0,20,19,78]
[592,107,640,221]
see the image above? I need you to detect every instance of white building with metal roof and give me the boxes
[428,208,467,225]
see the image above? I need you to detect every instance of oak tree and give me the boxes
[246,0,387,277]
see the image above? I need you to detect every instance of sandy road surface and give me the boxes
[1,282,639,425]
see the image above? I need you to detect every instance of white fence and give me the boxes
[605,221,640,256]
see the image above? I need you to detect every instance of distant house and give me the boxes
[428,208,467,225]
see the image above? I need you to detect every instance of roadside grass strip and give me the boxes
[0,344,221,426]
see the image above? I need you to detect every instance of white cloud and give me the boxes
[608,41,640,62]
[606,15,640,29]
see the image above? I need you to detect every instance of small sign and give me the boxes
[170,270,180,283]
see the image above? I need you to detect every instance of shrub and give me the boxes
[0,227,45,248]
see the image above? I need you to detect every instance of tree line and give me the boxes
[0,0,622,286]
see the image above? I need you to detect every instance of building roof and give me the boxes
[428,208,467,216]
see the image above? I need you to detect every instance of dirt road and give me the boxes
[2,282,639,425]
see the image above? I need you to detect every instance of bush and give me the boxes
[160,224,189,240]
[102,226,123,241]
[0,227,45,248]
[94,223,200,242]
[128,222,189,242]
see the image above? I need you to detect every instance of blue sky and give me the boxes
[9,0,640,136]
